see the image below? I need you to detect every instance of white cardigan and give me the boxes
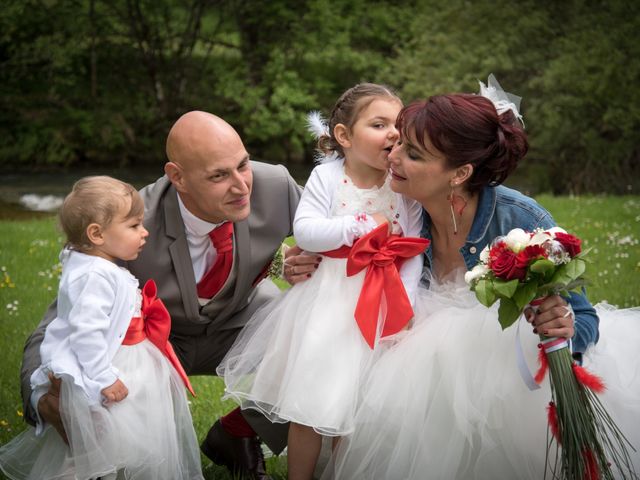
[293,159,425,305]
[31,249,139,405]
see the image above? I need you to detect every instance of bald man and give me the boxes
[20,111,320,479]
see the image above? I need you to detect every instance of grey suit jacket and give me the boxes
[21,161,302,433]
[130,161,301,338]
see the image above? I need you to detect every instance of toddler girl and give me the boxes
[0,176,202,480]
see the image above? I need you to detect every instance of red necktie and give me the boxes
[197,222,234,299]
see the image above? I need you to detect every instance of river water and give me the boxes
[0,167,160,219]
[0,163,315,220]
[0,161,537,220]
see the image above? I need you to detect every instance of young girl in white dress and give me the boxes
[217,83,427,479]
[0,176,203,480]
[324,81,640,479]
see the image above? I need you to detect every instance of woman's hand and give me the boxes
[525,294,575,339]
[282,245,322,285]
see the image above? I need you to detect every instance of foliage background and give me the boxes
[1,0,638,194]
[1,3,639,476]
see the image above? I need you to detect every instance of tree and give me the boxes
[382,0,640,194]
[529,1,640,194]
[1,0,637,194]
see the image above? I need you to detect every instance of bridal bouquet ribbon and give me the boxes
[123,279,195,396]
[324,223,429,348]
[465,227,636,479]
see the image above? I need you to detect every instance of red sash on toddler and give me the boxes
[323,223,430,348]
[123,279,195,396]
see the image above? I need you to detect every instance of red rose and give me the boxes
[516,244,547,269]
[489,243,526,281]
[488,241,507,263]
[554,232,582,257]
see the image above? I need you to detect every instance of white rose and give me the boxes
[546,226,567,238]
[465,264,489,284]
[479,245,490,262]
[529,230,552,246]
[529,226,566,247]
[504,228,530,252]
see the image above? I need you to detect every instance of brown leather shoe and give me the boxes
[200,420,272,480]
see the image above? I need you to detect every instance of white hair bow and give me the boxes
[478,74,525,127]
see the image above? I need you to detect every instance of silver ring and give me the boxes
[562,304,575,325]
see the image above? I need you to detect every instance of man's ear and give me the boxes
[164,161,184,191]
[333,123,351,149]
[86,223,104,246]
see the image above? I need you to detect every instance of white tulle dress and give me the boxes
[0,342,203,480]
[218,167,423,437]
[0,259,203,480]
[325,272,640,480]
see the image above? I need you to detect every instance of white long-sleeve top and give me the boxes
[30,249,139,406]
[293,159,425,305]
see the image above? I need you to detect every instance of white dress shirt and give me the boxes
[177,194,223,283]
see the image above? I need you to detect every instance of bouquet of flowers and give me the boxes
[465,227,587,329]
[466,227,636,479]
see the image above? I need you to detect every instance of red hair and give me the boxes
[397,94,528,194]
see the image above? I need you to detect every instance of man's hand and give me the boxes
[282,245,322,285]
[101,379,129,404]
[38,373,68,444]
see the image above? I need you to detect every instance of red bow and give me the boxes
[123,280,195,396]
[346,224,429,348]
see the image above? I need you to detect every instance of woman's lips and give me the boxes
[390,168,406,181]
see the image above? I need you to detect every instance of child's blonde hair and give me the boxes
[317,83,402,158]
[59,176,143,252]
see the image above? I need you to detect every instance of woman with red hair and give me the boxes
[324,78,640,479]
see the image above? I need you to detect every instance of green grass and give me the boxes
[1,195,639,478]
[535,195,640,308]
[0,218,288,479]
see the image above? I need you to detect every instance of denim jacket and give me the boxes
[420,185,599,354]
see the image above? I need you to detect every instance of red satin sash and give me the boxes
[123,279,195,396]
[324,224,430,348]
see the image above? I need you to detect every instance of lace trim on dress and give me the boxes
[333,169,401,234]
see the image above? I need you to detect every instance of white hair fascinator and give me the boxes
[478,74,525,127]
[307,110,329,138]
[306,111,342,164]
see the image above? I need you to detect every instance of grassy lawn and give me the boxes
[0,217,288,479]
[1,195,638,478]
[535,195,640,308]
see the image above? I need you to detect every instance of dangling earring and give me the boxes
[447,184,467,235]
